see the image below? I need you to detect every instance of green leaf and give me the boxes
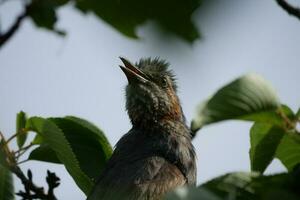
[65,116,111,152]
[28,116,113,182]
[200,172,300,200]
[201,172,259,199]
[276,132,300,171]
[50,117,112,180]
[26,117,93,195]
[31,134,44,145]
[191,74,281,132]
[52,0,69,6]
[16,111,28,148]
[29,144,61,164]
[27,0,66,35]
[250,123,285,173]
[0,142,8,169]
[164,187,221,200]
[74,0,201,42]
[0,140,6,166]
[280,105,296,121]
[249,173,300,200]
[26,0,202,43]
[260,190,300,200]
[0,140,12,170]
[0,165,14,200]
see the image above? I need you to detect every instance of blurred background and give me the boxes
[1,0,300,199]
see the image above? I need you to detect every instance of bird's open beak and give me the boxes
[119,57,149,84]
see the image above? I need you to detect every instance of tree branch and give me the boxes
[15,143,35,160]
[12,166,46,199]
[11,166,60,200]
[0,4,29,49]
[0,130,5,141]
[1,130,60,199]
[276,0,300,20]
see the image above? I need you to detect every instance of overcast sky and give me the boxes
[1,0,300,199]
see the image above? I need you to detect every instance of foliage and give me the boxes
[0,165,14,200]
[249,123,284,173]
[0,0,201,49]
[0,115,112,198]
[16,111,28,149]
[27,0,68,35]
[29,117,112,180]
[0,73,299,199]
[74,0,201,42]
[26,117,94,194]
[1,0,299,48]
[169,73,300,199]
[191,74,281,133]
[0,143,14,200]
[168,170,300,200]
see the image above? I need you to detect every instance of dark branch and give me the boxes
[276,0,300,20]
[46,170,60,199]
[11,166,60,200]
[0,5,29,49]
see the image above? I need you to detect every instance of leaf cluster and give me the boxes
[0,0,201,48]
[0,114,112,199]
[169,73,300,199]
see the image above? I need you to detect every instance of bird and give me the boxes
[87,57,196,200]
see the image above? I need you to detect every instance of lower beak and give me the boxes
[119,57,149,84]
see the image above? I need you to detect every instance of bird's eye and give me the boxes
[161,77,168,88]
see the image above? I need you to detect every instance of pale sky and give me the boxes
[1,0,300,199]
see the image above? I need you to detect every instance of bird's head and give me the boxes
[119,57,184,127]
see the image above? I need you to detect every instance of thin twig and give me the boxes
[276,0,300,20]
[278,108,296,130]
[0,130,6,141]
[0,131,15,166]
[15,143,35,159]
[0,4,29,48]
[2,130,27,152]
[14,143,34,154]
[17,159,30,165]
[5,131,21,145]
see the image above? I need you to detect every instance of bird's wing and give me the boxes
[87,156,186,200]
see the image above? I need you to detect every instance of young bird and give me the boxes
[87,57,196,200]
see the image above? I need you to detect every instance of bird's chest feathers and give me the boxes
[116,124,195,184]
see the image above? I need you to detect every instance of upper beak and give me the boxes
[119,57,149,84]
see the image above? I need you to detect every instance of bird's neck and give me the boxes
[127,101,185,129]
[132,117,188,137]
